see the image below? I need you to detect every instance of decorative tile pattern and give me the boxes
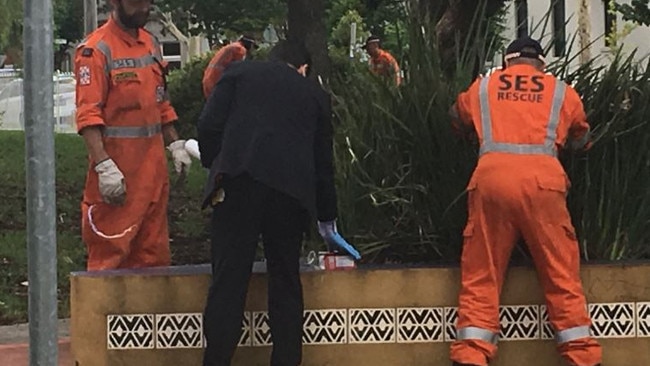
[303,309,348,345]
[239,312,252,346]
[253,312,272,346]
[397,307,444,343]
[637,303,650,337]
[155,313,202,349]
[107,314,155,349]
[589,303,636,338]
[499,305,540,340]
[348,308,396,343]
[540,305,554,340]
[444,307,458,342]
[103,301,650,350]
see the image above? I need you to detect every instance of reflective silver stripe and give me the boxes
[478,76,567,157]
[569,125,591,150]
[545,80,567,148]
[478,76,493,145]
[96,40,158,72]
[208,63,226,70]
[112,56,156,70]
[556,325,592,343]
[104,123,162,138]
[483,142,558,156]
[456,326,499,344]
[96,41,113,75]
[149,33,163,59]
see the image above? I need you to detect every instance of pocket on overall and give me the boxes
[110,71,143,111]
[465,177,478,223]
[533,174,572,224]
[535,174,569,194]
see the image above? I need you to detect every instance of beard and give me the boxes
[116,1,150,29]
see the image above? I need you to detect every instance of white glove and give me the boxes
[167,139,192,174]
[184,139,201,160]
[94,158,126,205]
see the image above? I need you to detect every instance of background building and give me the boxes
[501,0,650,68]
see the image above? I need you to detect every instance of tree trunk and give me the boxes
[159,12,190,65]
[287,0,331,82]
[411,0,505,76]
[578,0,592,64]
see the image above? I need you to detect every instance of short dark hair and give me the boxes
[238,34,258,51]
[269,40,311,69]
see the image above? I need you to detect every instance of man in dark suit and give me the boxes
[197,40,359,366]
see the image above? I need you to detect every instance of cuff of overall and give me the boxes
[161,110,179,124]
[76,120,105,135]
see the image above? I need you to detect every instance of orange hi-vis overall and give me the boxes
[202,42,246,98]
[75,17,178,271]
[369,49,401,85]
[450,64,602,366]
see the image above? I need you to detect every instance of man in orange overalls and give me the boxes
[202,35,257,98]
[448,37,602,366]
[75,0,192,271]
[362,35,402,86]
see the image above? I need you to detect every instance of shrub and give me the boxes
[167,53,213,139]
[551,52,650,260]
[329,13,650,263]
[167,46,273,139]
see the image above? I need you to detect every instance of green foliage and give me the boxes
[326,0,365,35]
[616,0,650,26]
[331,10,369,48]
[329,10,371,76]
[550,52,650,261]
[167,53,213,139]
[0,0,21,51]
[156,0,286,41]
[53,0,84,44]
[329,17,482,264]
[0,131,209,324]
[327,0,407,58]
[330,12,650,263]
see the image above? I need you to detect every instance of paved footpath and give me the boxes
[0,319,72,366]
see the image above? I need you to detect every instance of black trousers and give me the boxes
[202,174,306,366]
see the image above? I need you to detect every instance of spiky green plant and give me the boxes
[330,6,650,263]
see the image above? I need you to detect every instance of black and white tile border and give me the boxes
[105,302,650,349]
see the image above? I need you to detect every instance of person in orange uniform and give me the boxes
[202,35,257,98]
[74,0,192,271]
[448,37,602,366]
[362,35,401,86]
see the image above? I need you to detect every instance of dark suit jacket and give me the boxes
[197,60,337,222]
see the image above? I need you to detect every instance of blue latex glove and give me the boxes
[317,220,361,260]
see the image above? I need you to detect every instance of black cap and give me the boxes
[504,36,545,63]
[362,35,381,49]
[239,34,259,50]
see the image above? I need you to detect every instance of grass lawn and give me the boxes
[0,130,212,325]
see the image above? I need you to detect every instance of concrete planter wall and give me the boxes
[71,263,650,365]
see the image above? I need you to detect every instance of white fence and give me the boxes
[0,70,77,134]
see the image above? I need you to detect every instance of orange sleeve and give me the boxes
[454,79,480,130]
[202,45,246,98]
[388,54,401,85]
[159,91,178,125]
[74,45,109,133]
[232,45,246,62]
[565,87,591,151]
[203,50,225,98]
[156,58,178,124]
